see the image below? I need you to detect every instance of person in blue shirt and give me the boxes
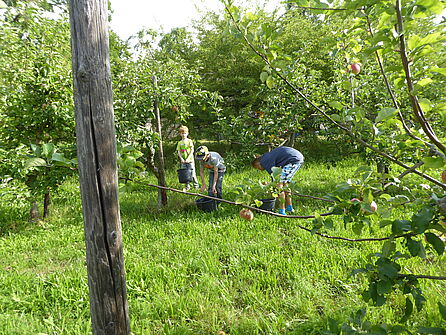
[251,146,304,215]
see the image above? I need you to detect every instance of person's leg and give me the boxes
[276,182,286,215]
[285,190,293,212]
[215,171,224,199]
[208,171,215,196]
[279,162,303,214]
[191,162,200,188]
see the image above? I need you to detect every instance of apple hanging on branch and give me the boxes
[441,170,446,183]
[350,63,361,75]
[239,208,254,221]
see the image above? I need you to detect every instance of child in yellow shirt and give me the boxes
[176,125,199,190]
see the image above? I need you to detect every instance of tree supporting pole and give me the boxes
[69,0,130,333]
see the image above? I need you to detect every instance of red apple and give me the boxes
[239,208,254,221]
[171,106,179,112]
[370,200,378,212]
[351,63,361,75]
[441,170,446,183]
[350,198,361,203]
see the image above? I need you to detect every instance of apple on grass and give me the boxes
[239,208,254,221]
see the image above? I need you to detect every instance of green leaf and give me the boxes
[392,220,411,235]
[377,279,392,294]
[430,67,446,76]
[330,114,342,122]
[253,199,262,207]
[377,258,400,279]
[424,232,445,255]
[24,157,47,170]
[51,152,69,163]
[420,32,442,45]
[341,80,352,90]
[376,107,398,123]
[411,207,435,233]
[42,143,55,158]
[265,76,274,89]
[412,287,426,311]
[407,237,423,257]
[271,166,282,179]
[382,239,396,257]
[416,78,433,89]
[422,156,445,168]
[260,72,268,82]
[328,318,340,334]
[419,98,432,112]
[416,0,444,14]
[30,144,41,156]
[408,35,422,49]
[400,297,413,322]
[352,221,364,235]
[328,100,344,110]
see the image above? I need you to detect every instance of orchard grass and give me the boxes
[0,157,445,334]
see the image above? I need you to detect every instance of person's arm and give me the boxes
[212,166,218,194]
[177,149,185,163]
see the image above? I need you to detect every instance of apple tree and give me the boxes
[222,0,446,331]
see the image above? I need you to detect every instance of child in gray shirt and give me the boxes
[195,146,226,199]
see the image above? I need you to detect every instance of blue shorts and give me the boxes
[280,162,303,183]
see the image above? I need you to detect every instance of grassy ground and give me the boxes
[0,154,445,334]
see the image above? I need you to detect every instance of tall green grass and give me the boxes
[0,156,445,334]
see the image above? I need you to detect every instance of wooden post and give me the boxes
[69,0,130,334]
[151,76,168,207]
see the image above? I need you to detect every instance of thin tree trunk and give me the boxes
[69,0,130,333]
[43,191,50,218]
[151,76,168,207]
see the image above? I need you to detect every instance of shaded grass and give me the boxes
[0,156,445,334]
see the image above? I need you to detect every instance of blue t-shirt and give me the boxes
[259,146,304,174]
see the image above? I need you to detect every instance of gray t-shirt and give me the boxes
[201,152,226,172]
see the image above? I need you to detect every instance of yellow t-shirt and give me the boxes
[176,138,194,162]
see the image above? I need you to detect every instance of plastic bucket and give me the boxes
[178,168,193,183]
[258,198,276,211]
[195,197,218,212]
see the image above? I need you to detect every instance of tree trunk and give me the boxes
[30,201,39,221]
[151,76,168,207]
[43,191,50,218]
[69,1,130,334]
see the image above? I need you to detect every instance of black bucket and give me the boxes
[196,197,218,212]
[178,168,193,183]
[258,198,276,211]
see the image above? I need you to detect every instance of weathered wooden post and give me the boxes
[69,0,130,334]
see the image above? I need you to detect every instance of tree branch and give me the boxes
[365,15,430,147]
[395,0,446,154]
[141,182,416,243]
